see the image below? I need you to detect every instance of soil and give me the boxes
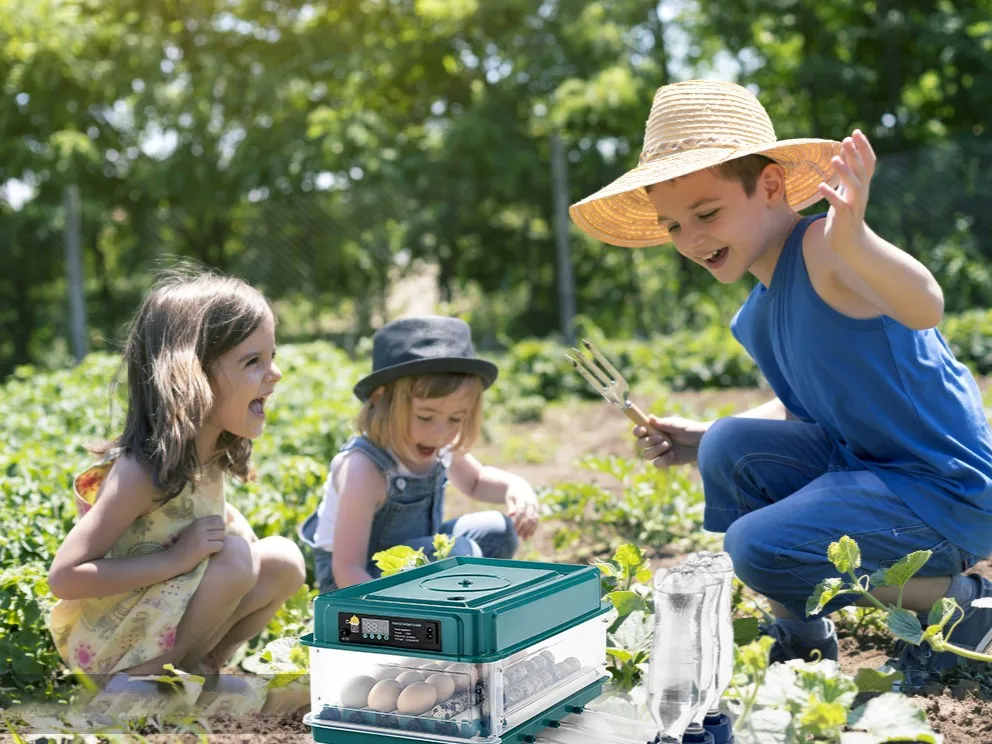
[10,386,990,743]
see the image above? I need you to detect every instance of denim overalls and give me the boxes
[299,435,518,593]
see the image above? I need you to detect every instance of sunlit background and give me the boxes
[2,0,991,377]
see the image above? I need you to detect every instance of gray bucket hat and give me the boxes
[353,316,499,402]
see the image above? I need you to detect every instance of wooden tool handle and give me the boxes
[623,401,651,428]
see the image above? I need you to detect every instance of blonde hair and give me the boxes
[357,373,485,455]
[96,267,274,501]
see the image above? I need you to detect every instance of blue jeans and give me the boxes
[300,510,518,594]
[698,417,979,619]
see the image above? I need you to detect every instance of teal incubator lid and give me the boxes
[301,557,610,662]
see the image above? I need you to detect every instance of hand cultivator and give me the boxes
[565,340,650,427]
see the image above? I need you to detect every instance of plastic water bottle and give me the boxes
[680,551,736,744]
[681,570,721,744]
[649,568,706,743]
[704,553,736,744]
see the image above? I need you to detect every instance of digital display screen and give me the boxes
[361,617,390,636]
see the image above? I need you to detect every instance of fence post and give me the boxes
[550,131,577,345]
[64,184,88,363]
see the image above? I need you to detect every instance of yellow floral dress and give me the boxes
[48,461,230,676]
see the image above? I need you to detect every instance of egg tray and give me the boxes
[309,652,586,741]
[308,676,606,744]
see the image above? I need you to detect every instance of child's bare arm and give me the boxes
[331,453,385,589]
[448,453,539,538]
[816,130,944,330]
[225,502,258,542]
[47,458,221,600]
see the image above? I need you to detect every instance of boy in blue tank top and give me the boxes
[569,80,992,686]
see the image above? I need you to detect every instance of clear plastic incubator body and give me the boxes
[301,558,611,744]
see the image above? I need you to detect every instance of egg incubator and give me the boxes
[300,557,612,744]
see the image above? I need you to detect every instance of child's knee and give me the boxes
[723,513,780,590]
[697,417,747,485]
[471,513,518,559]
[260,536,307,597]
[206,534,259,596]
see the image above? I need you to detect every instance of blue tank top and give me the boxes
[731,213,992,558]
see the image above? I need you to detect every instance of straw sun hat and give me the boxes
[569,80,843,248]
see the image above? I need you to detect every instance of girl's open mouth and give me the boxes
[249,398,266,418]
[703,247,729,269]
[416,445,436,458]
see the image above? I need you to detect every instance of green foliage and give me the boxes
[0,343,361,702]
[489,311,992,416]
[598,542,941,742]
[4,0,992,380]
[370,533,458,578]
[541,455,705,556]
[809,535,992,672]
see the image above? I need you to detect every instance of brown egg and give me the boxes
[366,679,402,712]
[396,681,438,716]
[339,675,376,708]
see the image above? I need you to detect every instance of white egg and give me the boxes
[426,672,455,703]
[396,681,438,716]
[366,679,402,712]
[339,675,376,708]
[372,665,401,681]
[418,661,447,672]
[395,670,425,687]
[446,663,479,692]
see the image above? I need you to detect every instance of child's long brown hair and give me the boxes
[97,268,273,501]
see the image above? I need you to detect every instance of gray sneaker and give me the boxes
[889,574,992,690]
[760,618,839,664]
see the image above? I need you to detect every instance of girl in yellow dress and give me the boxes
[47,269,306,683]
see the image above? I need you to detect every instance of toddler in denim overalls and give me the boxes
[299,316,540,593]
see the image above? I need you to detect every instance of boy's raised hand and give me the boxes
[633,415,710,469]
[818,129,877,253]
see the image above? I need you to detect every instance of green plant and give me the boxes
[730,639,942,743]
[542,455,705,555]
[807,536,992,665]
[595,542,943,742]
[371,533,458,577]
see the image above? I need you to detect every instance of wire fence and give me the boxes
[2,135,991,377]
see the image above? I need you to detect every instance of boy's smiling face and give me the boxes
[646,163,795,286]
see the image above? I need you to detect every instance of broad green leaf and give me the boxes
[800,699,847,732]
[734,707,791,744]
[371,545,428,577]
[853,667,902,693]
[593,559,619,578]
[846,693,940,742]
[737,636,775,676]
[886,608,924,645]
[612,544,646,574]
[432,533,456,560]
[868,568,890,587]
[928,597,960,630]
[806,577,850,616]
[881,551,932,587]
[605,590,648,618]
[605,648,633,664]
[733,616,760,645]
[827,536,861,574]
[609,610,653,654]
